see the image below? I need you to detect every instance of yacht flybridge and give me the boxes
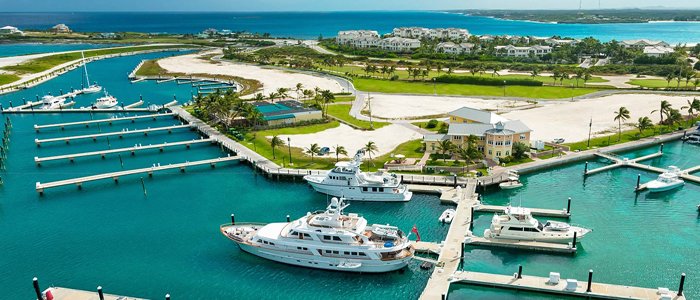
[484,206,591,244]
[646,166,684,192]
[304,150,412,201]
[220,197,415,273]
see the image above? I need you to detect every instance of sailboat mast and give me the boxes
[82,52,91,86]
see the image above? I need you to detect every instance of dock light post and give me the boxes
[567,197,572,215]
[587,117,592,149]
[660,143,664,154]
[97,286,104,300]
[586,270,593,292]
[584,161,588,175]
[33,277,42,300]
[678,273,686,296]
[636,174,641,191]
[433,77,437,96]
[287,137,292,165]
[286,215,290,222]
[469,206,474,230]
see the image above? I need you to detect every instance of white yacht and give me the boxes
[93,91,118,109]
[499,170,523,190]
[40,95,65,109]
[484,206,591,244]
[80,51,102,94]
[646,166,685,192]
[220,197,414,273]
[304,150,412,202]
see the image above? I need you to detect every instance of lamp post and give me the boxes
[433,77,437,95]
[287,137,293,165]
[587,117,592,149]
[503,80,506,97]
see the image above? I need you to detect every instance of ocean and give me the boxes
[2,11,700,43]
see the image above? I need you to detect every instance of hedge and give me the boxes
[434,75,543,86]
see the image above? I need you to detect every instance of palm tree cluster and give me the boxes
[363,64,397,79]
[614,98,700,139]
[434,136,483,166]
[193,90,263,131]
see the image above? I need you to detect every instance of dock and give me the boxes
[34,138,215,165]
[412,241,443,255]
[474,204,570,218]
[42,287,146,300]
[35,156,241,193]
[2,106,153,114]
[464,236,576,254]
[34,124,191,146]
[450,270,686,300]
[34,112,177,131]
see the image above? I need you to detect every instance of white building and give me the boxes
[392,27,431,39]
[379,37,421,52]
[429,28,470,40]
[495,45,552,57]
[545,38,579,46]
[643,45,675,57]
[436,42,476,55]
[336,30,381,47]
[621,39,669,49]
[0,26,23,36]
[51,24,71,33]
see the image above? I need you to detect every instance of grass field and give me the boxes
[564,118,700,151]
[0,73,21,85]
[2,45,194,74]
[325,104,390,130]
[627,78,697,89]
[353,78,602,99]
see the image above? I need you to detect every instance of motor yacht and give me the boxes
[39,95,65,109]
[483,205,591,244]
[646,166,684,192]
[93,91,118,109]
[499,170,523,189]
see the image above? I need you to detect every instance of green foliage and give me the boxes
[434,75,543,86]
[426,119,439,129]
[512,142,530,159]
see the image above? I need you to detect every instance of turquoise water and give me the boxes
[2,12,700,43]
[0,43,128,57]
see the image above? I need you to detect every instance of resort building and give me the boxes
[424,107,532,161]
[0,26,23,36]
[621,39,670,49]
[643,45,675,57]
[436,42,477,55]
[379,37,421,52]
[544,38,579,46]
[254,100,322,126]
[336,30,381,47]
[494,45,552,57]
[392,27,431,39]
[51,24,72,33]
[392,27,470,40]
[478,35,496,42]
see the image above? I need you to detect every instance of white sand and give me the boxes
[274,124,422,157]
[369,93,531,119]
[158,51,344,96]
[503,94,697,142]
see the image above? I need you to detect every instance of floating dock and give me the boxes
[34,124,191,146]
[35,156,241,193]
[585,151,663,175]
[34,138,215,165]
[464,236,576,254]
[450,270,686,300]
[42,287,146,300]
[412,241,443,255]
[34,112,176,131]
[474,204,570,218]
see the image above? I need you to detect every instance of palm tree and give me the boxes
[364,141,378,168]
[254,93,264,101]
[665,73,674,87]
[613,106,631,141]
[637,116,653,136]
[268,92,278,102]
[530,68,539,78]
[270,136,284,159]
[320,90,335,117]
[302,89,314,100]
[333,145,347,162]
[295,83,304,100]
[651,100,673,125]
[437,140,454,162]
[276,87,289,100]
[305,143,320,162]
[681,98,700,123]
[582,71,592,87]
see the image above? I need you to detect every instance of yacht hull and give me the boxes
[306,180,412,202]
[236,243,410,273]
[647,181,684,192]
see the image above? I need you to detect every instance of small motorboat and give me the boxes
[93,91,118,109]
[646,166,684,192]
[40,95,65,109]
[499,170,523,189]
[438,209,455,223]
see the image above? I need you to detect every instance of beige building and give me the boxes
[424,107,531,161]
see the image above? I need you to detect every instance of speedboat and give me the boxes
[438,209,455,223]
[646,166,684,192]
[304,150,412,202]
[483,205,591,244]
[499,170,523,189]
[220,197,414,273]
[93,91,118,109]
[39,95,65,109]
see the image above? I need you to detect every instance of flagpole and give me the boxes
[587,117,592,149]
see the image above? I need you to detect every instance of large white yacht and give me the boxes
[93,91,118,109]
[483,206,591,244]
[220,197,414,272]
[304,150,412,201]
[39,95,65,109]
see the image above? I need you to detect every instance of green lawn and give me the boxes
[564,120,699,151]
[325,104,390,130]
[627,78,697,89]
[353,78,601,99]
[0,73,20,85]
[3,45,194,74]
[333,95,355,102]
[503,157,535,167]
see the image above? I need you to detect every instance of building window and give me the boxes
[488,150,492,155]
[520,134,526,140]
[505,140,511,146]
[496,151,501,157]
[506,151,510,156]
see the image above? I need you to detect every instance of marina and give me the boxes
[33,112,177,131]
[34,124,192,146]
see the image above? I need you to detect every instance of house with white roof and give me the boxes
[0,26,23,36]
[643,45,675,57]
[379,37,421,52]
[621,39,669,49]
[51,24,72,33]
[494,45,552,57]
[436,42,476,55]
[392,27,431,39]
[424,107,531,160]
[429,28,470,40]
[336,30,381,48]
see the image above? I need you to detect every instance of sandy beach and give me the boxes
[369,93,532,119]
[157,51,344,96]
[274,123,422,157]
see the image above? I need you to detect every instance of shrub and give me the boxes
[426,119,439,128]
[390,75,399,81]
[434,75,543,86]
[499,156,512,164]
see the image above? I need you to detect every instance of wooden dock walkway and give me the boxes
[34,138,215,165]
[35,156,241,193]
[34,124,191,146]
[450,270,686,300]
[34,112,176,131]
[475,204,570,218]
[43,287,146,300]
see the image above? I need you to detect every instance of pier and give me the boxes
[450,270,686,300]
[464,236,576,254]
[474,204,570,218]
[34,124,191,146]
[35,155,241,193]
[42,287,146,300]
[34,112,177,131]
[34,138,215,165]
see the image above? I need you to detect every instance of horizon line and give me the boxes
[3,7,700,13]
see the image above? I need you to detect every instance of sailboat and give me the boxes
[80,52,102,94]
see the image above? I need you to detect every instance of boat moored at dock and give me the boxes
[92,91,118,109]
[646,166,685,192]
[220,197,415,273]
[484,206,591,244]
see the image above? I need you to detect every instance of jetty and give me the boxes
[34,124,191,146]
[42,287,146,300]
[2,106,153,114]
[450,270,686,300]
[34,112,177,131]
[474,203,571,218]
[35,156,241,194]
[464,236,576,254]
[34,138,215,165]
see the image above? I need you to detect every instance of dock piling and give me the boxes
[98,286,104,300]
[678,273,685,296]
[587,270,593,292]
[33,277,42,300]
[286,215,290,222]
[636,174,641,191]
[566,197,571,215]
[572,231,577,246]
[584,161,588,175]
[140,177,147,196]
[517,265,523,279]
[166,294,171,300]
[231,214,235,225]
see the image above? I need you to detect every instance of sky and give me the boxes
[0,0,699,12]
